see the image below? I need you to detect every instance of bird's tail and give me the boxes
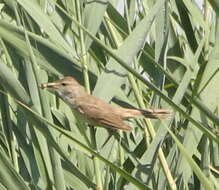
[122,108,172,119]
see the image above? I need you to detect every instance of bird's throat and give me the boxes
[56,90,78,108]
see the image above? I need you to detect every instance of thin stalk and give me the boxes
[124,0,151,147]
[75,0,90,93]
[75,1,103,189]
[104,13,126,167]
[108,3,177,189]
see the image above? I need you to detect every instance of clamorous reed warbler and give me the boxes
[40,76,171,131]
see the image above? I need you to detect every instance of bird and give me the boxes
[40,76,171,131]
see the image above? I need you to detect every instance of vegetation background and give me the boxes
[0,0,218,190]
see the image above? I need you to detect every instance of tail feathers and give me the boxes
[139,109,172,119]
[122,108,172,119]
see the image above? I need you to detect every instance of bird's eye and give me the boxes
[61,82,67,86]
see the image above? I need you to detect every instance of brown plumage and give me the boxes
[40,76,171,131]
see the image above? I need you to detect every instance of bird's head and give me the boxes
[40,76,83,99]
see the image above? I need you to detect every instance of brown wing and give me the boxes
[75,96,132,131]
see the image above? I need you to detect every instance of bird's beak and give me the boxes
[39,82,60,89]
